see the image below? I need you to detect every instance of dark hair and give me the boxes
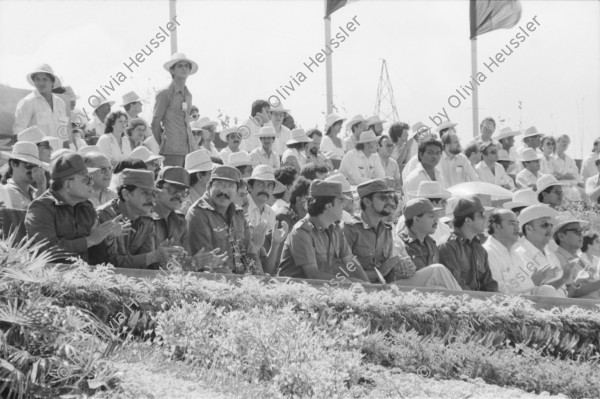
[104,111,128,134]
[287,142,307,150]
[480,117,496,130]
[289,177,311,209]
[405,218,414,229]
[359,194,375,211]
[0,160,18,184]
[113,159,147,174]
[418,139,443,160]
[190,105,199,115]
[583,233,599,252]
[125,118,146,137]
[540,135,556,149]
[464,142,480,158]
[307,129,322,139]
[282,113,296,130]
[388,122,409,144]
[350,121,362,133]
[307,195,336,217]
[236,165,253,175]
[355,143,365,151]
[275,166,298,187]
[250,100,269,117]
[210,156,223,165]
[453,213,476,229]
[481,143,497,156]
[326,121,343,136]
[117,184,138,202]
[190,171,210,186]
[439,127,453,138]
[537,186,556,203]
[300,163,329,181]
[50,177,66,191]
[487,210,504,235]
[378,135,390,146]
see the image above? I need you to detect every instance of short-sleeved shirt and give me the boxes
[516,169,539,190]
[279,215,353,278]
[343,213,394,275]
[4,179,35,210]
[90,199,157,268]
[89,187,118,209]
[153,81,195,156]
[25,189,97,262]
[247,195,277,232]
[399,228,439,271]
[97,133,133,165]
[13,90,68,150]
[339,149,386,185]
[440,152,480,186]
[186,194,259,274]
[250,147,281,169]
[438,230,498,292]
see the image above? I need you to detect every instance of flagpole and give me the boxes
[470,37,479,138]
[169,0,178,54]
[324,15,334,114]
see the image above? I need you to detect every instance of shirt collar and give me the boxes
[308,215,332,232]
[556,245,577,260]
[171,80,186,95]
[453,228,479,244]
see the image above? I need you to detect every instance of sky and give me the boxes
[1,0,598,158]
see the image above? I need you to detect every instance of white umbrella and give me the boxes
[446,182,513,198]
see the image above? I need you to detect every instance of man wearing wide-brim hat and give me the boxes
[343,114,367,152]
[269,103,292,156]
[250,126,281,169]
[1,141,48,209]
[516,148,543,190]
[282,128,311,173]
[183,149,214,207]
[517,126,543,157]
[503,188,539,214]
[121,91,143,119]
[17,126,55,163]
[218,126,242,164]
[151,52,199,167]
[511,204,565,297]
[245,164,285,233]
[433,120,457,138]
[339,131,385,185]
[14,64,68,151]
[25,153,126,263]
[279,180,369,282]
[494,126,522,175]
[552,214,600,299]
[186,165,286,276]
[227,151,255,178]
[365,115,386,136]
[536,174,570,209]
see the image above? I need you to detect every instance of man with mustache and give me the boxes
[82,152,117,208]
[218,127,242,164]
[250,126,281,169]
[92,169,185,268]
[2,142,47,209]
[305,129,333,171]
[186,165,287,275]
[246,165,284,233]
[153,167,191,250]
[439,132,480,186]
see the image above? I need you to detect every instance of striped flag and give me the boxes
[470,0,522,39]
[325,0,358,18]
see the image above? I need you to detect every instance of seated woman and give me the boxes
[97,111,132,166]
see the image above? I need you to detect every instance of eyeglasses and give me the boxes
[537,222,554,230]
[68,175,93,185]
[23,163,38,170]
[99,167,113,175]
[374,193,396,202]
[564,228,584,236]
[165,185,189,197]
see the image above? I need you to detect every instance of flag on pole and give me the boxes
[470,0,522,39]
[325,0,358,18]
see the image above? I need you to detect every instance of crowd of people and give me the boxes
[3,54,600,300]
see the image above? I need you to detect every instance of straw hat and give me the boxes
[185,149,214,173]
[285,129,312,145]
[324,113,346,132]
[523,126,543,138]
[1,142,48,167]
[121,91,141,106]
[366,115,386,127]
[551,214,590,236]
[163,52,198,75]
[270,103,290,113]
[503,189,539,209]
[434,121,457,133]
[129,146,164,163]
[536,174,570,193]
[17,126,54,143]
[219,127,241,142]
[408,121,430,140]
[26,64,61,89]
[517,204,558,226]
[494,127,522,141]
[519,148,543,162]
[346,114,366,131]
[228,151,255,167]
[255,126,276,138]
[195,117,218,130]
[245,164,285,193]
[357,131,379,144]
[93,99,115,113]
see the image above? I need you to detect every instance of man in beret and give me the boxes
[186,165,287,275]
[438,196,498,291]
[279,180,369,282]
[25,153,125,261]
[91,169,185,268]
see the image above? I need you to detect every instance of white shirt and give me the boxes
[144,136,161,155]
[581,153,600,181]
[483,235,522,294]
[516,169,540,190]
[250,147,280,169]
[440,152,480,186]
[89,115,107,137]
[475,161,515,189]
[404,162,445,200]
[0,184,13,208]
[339,149,385,185]
[401,154,420,183]
[540,154,558,175]
[272,124,292,156]
[271,198,289,215]
[320,135,345,160]
[247,195,277,232]
[511,237,563,294]
[240,117,263,152]
[219,146,237,164]
[343,134,359,152]
[380,157,402,190]
[585,174,600,201]
[97,133,133,165]
[200,142,219,157]
[282,148,307,169]
[69,138,88,152]
[553,153,581,181]
[13,90,68,150]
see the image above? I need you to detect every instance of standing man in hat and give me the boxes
[240,100,271,153]
[152,53,198,167]
[91,169,185,268]
[1,142,48,209]
[153,167,191,251]
[339,131,385,185]
[269,103,292,155]
[516,148,543,190]
[186,165,288,275]
[25,153,126,262]
[218,127,242,163]
[250,126,281,169]
[14,64,68,150]
[282,128,311,173]
[279,180,369,281]
[343,114,367,152]
[518,126,543,156]
[404,139,445,201]
[438,196,498,292]
[121,91,143,120]
[511,205,565,296]
[439,132,480,187]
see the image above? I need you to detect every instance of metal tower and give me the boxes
[374,59,400,123]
